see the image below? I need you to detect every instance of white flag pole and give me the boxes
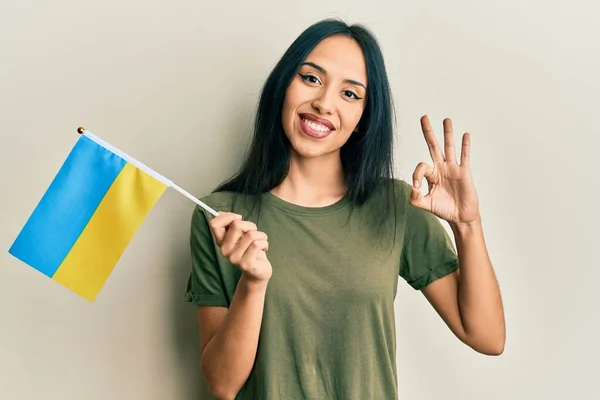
[170,183,219,217]
[77,127,219,217]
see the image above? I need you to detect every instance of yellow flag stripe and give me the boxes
[52,163,167,301]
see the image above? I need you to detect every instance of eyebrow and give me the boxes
[300,62,366,90]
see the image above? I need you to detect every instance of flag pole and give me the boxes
[76,127,219,217]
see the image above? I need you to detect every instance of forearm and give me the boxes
[451,217,505,355]
[201,275,268,399]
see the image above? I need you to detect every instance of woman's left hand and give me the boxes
[410,115,481,226]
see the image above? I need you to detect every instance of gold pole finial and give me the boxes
[77,126,85,134]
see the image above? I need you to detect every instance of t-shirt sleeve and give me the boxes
[399,202,460,291]
[184,205,229,307]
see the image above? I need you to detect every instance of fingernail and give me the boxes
[414,180,419,189]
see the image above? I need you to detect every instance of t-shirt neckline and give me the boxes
[263,191,351,216]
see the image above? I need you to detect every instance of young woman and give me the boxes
[184,18,505,400]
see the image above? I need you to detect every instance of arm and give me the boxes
[409,115,505,355]
[421,217,505,355]
[198,276,268,400]
[195,212,273,399]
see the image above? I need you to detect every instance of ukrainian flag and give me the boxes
[9,129,169,301]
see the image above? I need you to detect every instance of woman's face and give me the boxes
[281,35,367,160]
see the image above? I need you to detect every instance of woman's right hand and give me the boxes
[208,212,272,283]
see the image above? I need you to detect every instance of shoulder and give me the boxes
[389,178,413,200]
[353,178,414,236]
[192,190,261,223]
[364,178,413,211]
[362,178,442,230]
[198,190,240,213]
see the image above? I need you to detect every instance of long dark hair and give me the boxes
[215,18,397,226]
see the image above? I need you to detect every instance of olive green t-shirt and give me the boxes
[184,179,459,399]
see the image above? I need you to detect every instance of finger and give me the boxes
[241,240,269,267]
[420,115,444,163]
[409,184,432,211]
[209,212,242,244]
[220,220,258,256]
[460,132,471,166]
[443,118,456,164]
[412,162,435,190]
[229,231,268,264]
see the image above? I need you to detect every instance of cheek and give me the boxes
[281,96,295,134]
[282,84,302,122]
[341,107,365,133]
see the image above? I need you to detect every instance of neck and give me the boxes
[271,151,346,208]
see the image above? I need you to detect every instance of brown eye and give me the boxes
[299,73,321,85]
[342,90,361,100]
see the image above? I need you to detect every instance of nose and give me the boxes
[311,87,335,115]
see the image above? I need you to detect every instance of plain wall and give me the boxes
[1,1,598,399]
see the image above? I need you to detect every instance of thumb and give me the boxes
[409,185,431,211]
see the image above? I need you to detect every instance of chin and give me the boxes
[289,136,342,160]
[289,141,326,159]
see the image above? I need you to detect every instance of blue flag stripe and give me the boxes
[9,135,126,277]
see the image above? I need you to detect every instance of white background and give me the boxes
[1,1,598,399]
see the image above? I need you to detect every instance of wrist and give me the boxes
[450,216,483,237]
[239,274,270,292]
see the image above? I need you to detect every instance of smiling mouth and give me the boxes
[298,114,334,139]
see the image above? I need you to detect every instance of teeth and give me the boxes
[303,118,331,132]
